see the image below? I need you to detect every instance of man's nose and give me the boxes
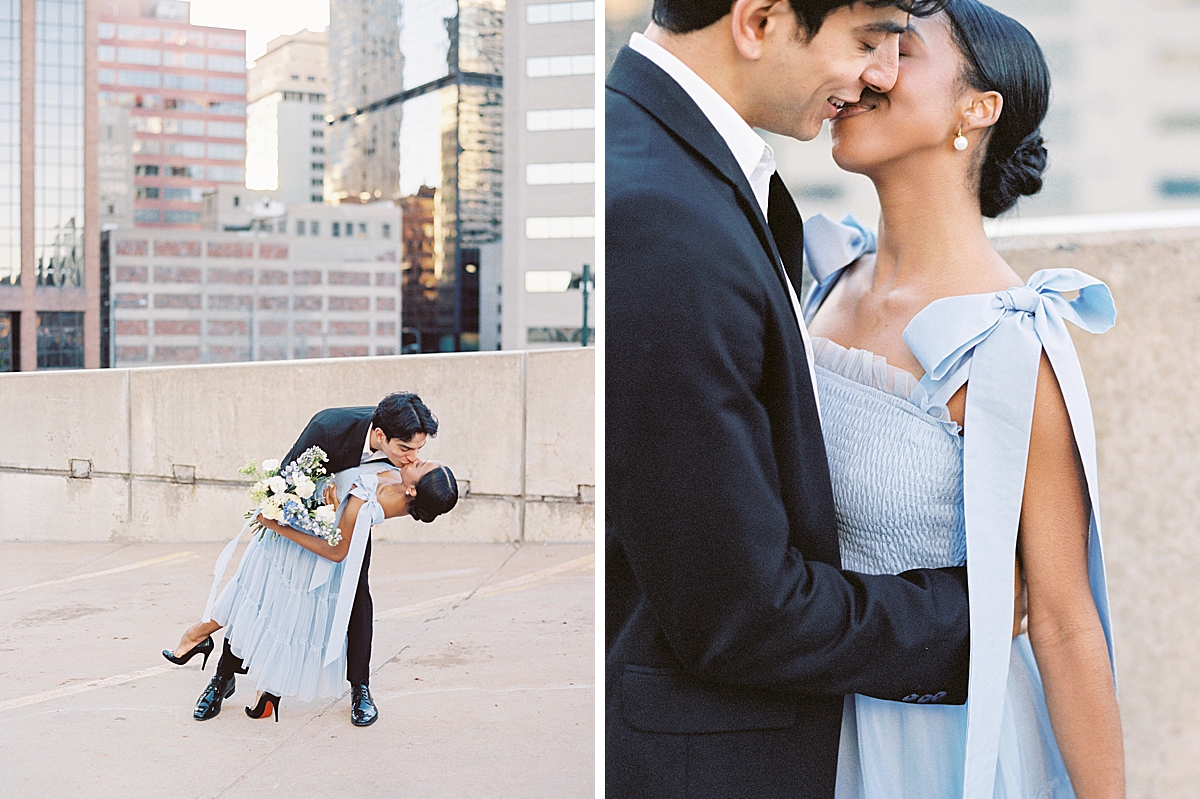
[863,39,900,94]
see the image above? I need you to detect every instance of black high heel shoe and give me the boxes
[162,635,215,668]
[245,691,281,722]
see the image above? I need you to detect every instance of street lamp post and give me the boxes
[569,263,593,347]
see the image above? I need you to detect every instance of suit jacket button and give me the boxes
[902,694,919,703]
[917,694,934,704]
[932,691,948,703]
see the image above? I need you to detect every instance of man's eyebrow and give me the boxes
[860,21,908,36]
[903,22,925,41]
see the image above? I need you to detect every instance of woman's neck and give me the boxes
[867,153,1008,293]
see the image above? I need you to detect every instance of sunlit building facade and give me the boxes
[0,0,100,371]
[97,0,247,230]
[246,29,329,207]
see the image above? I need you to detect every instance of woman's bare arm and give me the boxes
[1020,353,1124,798]
[257,494,362,563]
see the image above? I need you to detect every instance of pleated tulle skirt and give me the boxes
[211,530,349,702]
[835,635,1075,799]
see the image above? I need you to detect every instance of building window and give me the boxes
[525,107,594,131]
[307,75,315,82]
[232,196,240,206]
[277,220,287,234]
[208,166,244,182]
[0,312,14,372]
[207,143,246,161]
[308,93,324,103]
[526,161,595,185]
[136,187,160,199]
[312,113,324,122]
[208,55,246,73]
[134,164,160,176]
[311,162,325,171]
[164,210,201,224]
[332,221,340,237]
[134,209,160,222]
[311,178,323,186]
[296,220,305,236]
[311,194,322,202]
[208,77,247,95]
[525,216,595,239]
[37,312,84,370]
[310,221,319,236]
[98,45,115,62]
[357,223,367,238]
[381,223,391,239]
[527,1,594,23]
[1158,177,1200,198]
[209,101,247,116]
[526,55,594,78]
[311,145,325,154]
[98,22,115,39]
[311,129,324,138]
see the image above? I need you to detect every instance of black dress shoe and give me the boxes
[194,673,236,721]
[350,683,377,727]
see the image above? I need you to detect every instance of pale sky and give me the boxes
[187,0,331,63]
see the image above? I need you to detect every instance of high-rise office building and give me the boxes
[246,29,329,207]
[392,0,504,353]
[97,0,247,230]
[502,0,596,349]
[326,0,401,204]
[0,0,99,371]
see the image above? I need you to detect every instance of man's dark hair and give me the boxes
[652,0,949,37]
[372,392,438,442]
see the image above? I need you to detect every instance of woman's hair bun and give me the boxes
[981,129,1048,218]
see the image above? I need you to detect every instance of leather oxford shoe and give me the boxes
[194,673,236,721]
[350,683,377,727]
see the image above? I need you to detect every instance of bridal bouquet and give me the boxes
[238,446,342,547]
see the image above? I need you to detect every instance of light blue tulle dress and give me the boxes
[201,462,394,702]
[802,215,1118,799]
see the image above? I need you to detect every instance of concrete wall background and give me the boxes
[0,348,594,544]
[996,225,1200,798]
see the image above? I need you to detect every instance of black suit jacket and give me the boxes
[605,47,971,798]
[282,406,375,476]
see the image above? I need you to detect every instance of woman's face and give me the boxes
[377,460,439,519]
[400,458,441,490]
[828,14,969,176]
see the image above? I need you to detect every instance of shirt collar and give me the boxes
[630,33,775,212]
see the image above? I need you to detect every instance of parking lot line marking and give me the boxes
[0,551,196,597]
[0,665,175,713]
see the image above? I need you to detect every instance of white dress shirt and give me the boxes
[361,425,387,463]
[628,33,820,411]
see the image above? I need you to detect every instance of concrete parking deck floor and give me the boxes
[0,541,595,798]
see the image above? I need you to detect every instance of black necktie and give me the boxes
[767,171,805,295]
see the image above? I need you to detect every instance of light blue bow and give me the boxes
[906,268,1116,385]
[315,471,385,666]
[803,213,877,283]
[899,267,1116,798]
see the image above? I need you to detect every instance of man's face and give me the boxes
[755,3,909,141]
[374,430,428,467]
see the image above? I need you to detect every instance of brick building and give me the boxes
[106,192,401,365]
[98,0,248,229]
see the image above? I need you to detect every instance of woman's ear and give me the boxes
[962,90,1003,134]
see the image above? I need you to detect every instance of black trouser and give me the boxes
[216,535,374,686]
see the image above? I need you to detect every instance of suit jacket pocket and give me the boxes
[621,665,800,734]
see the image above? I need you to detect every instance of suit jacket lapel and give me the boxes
[606,47,789,286]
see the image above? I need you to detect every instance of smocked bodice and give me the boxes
[811,336,965,575]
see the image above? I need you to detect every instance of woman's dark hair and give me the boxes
[372,392,438,443]
[945,0,1050,217]
[410,465,459,523]
[652,0,949,37]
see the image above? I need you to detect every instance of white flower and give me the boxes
[261,458,281,474]
[294,476,316,499]
[315,505,336,525]
[261,496,284,521]
[248,480,268,504]
[266,476,287,496]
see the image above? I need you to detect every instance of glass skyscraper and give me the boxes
[396,0,503,352]
[0,0,96,371]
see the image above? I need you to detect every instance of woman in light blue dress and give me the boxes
[165,459,458,721]
[801,2,1122,797]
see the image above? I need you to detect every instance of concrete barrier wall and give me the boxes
[0,348,594,544]
[996,225,1200,798]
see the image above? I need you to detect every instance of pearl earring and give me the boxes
[954,127,969,151]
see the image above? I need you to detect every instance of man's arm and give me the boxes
[607,182,970,702]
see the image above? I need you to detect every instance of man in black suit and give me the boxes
[194,392,439,727]
[606,1,970,795]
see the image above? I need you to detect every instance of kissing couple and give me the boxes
[163,392,459,727]
[607,1,1123,797]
